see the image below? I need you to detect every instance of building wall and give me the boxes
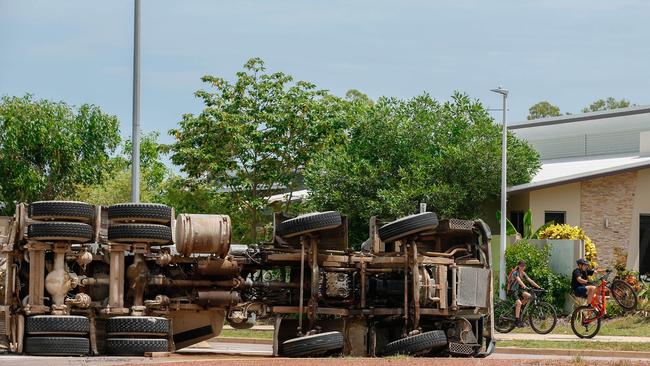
[630,168,650,269]
[580,171,637,268]
[529,183,581,229]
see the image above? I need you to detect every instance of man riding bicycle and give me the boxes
[508,260,541,327]
[572,258,601,306]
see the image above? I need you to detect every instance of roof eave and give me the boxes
[508,159,650,194]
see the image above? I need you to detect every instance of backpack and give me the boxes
[506,266,519,291]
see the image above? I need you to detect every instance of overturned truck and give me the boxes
[0,201,495,357]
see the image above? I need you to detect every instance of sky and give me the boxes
[1,0,649,148]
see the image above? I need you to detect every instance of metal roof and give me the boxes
[508,154,650,193]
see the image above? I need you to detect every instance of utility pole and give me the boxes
[131,0,141,203]
[490,86,508,300]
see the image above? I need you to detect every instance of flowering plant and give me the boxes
[538,224,597,267]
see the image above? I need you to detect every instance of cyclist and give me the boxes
[508,259,541,327]
[572,258,599,306]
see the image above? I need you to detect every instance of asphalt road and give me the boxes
[0,341,648,366]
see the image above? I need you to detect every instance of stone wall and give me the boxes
[580,171,637,268]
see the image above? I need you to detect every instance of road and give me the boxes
[0,341,648,366]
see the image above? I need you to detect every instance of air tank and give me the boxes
[175,214,231,257]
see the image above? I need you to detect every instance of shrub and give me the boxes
[538,224,597,267]
[505,240,571,310]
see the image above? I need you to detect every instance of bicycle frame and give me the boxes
[583,276,608,324]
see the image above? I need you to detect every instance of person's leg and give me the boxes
[521,291,531,305]
[515,299,522,320]
[586,285,596,305]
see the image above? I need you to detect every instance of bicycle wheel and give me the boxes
[528,301,557,334]
[570,305,601,339]
[610,280,637,310]
[494,299,516,333]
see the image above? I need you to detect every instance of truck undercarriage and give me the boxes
[0,201,495,357]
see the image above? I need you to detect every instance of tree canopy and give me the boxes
[527,101,562,120]
[581,97,631,113]
[0,94,120,214]
[305,93,541,244]
[169,58,347,242]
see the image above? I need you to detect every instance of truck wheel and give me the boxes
[379,212,439,242]
[281,331,344,357]
[381,330,447,356]
[26,315,90,335]
[29,201,95,222]
[276,211,342,238]
[24,336,89,356]
[106,316,169,336]
[28,222,93,243]
[108,203,172,224]
[108,224,172,244]
[106,338,169,355]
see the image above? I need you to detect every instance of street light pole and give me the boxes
[131,0,141,203]
[491,86,508,300]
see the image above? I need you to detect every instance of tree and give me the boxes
[581,97,631,113]
[73,132,169,205]
[527,101,561,120]
[0,94,120,215]
[305,92,541,245]
[169,58,346,242]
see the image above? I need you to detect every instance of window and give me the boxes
[544,211,566,225]
[509,211,525,235]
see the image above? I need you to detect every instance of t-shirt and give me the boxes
[509,269,529,292]
[571,268,594,290]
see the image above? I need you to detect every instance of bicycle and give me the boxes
[570,269,638,338]
[494,288,557,334]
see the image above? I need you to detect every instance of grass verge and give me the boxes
[512,315,650,337]
[498,340,650,352]
[220,328,273,339]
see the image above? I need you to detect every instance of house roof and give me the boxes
[509,104,650,130]
[508,154,650,193]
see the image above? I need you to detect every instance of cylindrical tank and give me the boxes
[175,214,231,257]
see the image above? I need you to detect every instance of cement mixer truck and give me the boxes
[0,201,495,357]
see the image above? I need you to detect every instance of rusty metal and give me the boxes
[175,214,231,257]
[297,236,306,335]
[25,241,49,314]
[196,290,240,305]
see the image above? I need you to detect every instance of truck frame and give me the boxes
[0,201,495,357]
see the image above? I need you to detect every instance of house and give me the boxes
[499,106,650,273]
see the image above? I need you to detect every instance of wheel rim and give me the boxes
[572,307,599,338]
[611,282,636,309]
[528,302,556,334]
[494,300,515,333]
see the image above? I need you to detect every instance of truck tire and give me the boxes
[108,203,172,224]
[24,336,89,356]
[28,222,93,243]
[29,201,95,222]
[108,224,172,244]
[379,212,439,242]
[276,212,342,238]
[281,331,344,357]
[381,330,447,356]
[26,315,90,335]
[106,316,169,336]
[106,338,169,355]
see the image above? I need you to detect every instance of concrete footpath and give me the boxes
[226,326,650,343]
[495,333,650,343]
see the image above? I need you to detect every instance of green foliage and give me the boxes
[73,132,169,205]
[306,93,541,245]
[581,97,631,113]
[0,94,120,214]
[169,58,347,242]
[505,240,571,310]
[527,101,562,120]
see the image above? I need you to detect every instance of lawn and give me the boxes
[511,315,650,337]
[219,328,273,339]
[498,340,650,352]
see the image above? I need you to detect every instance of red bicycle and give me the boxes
[570,269,637,338]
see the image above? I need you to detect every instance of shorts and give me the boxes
[508,289,524,301]
[574,285,587,298]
